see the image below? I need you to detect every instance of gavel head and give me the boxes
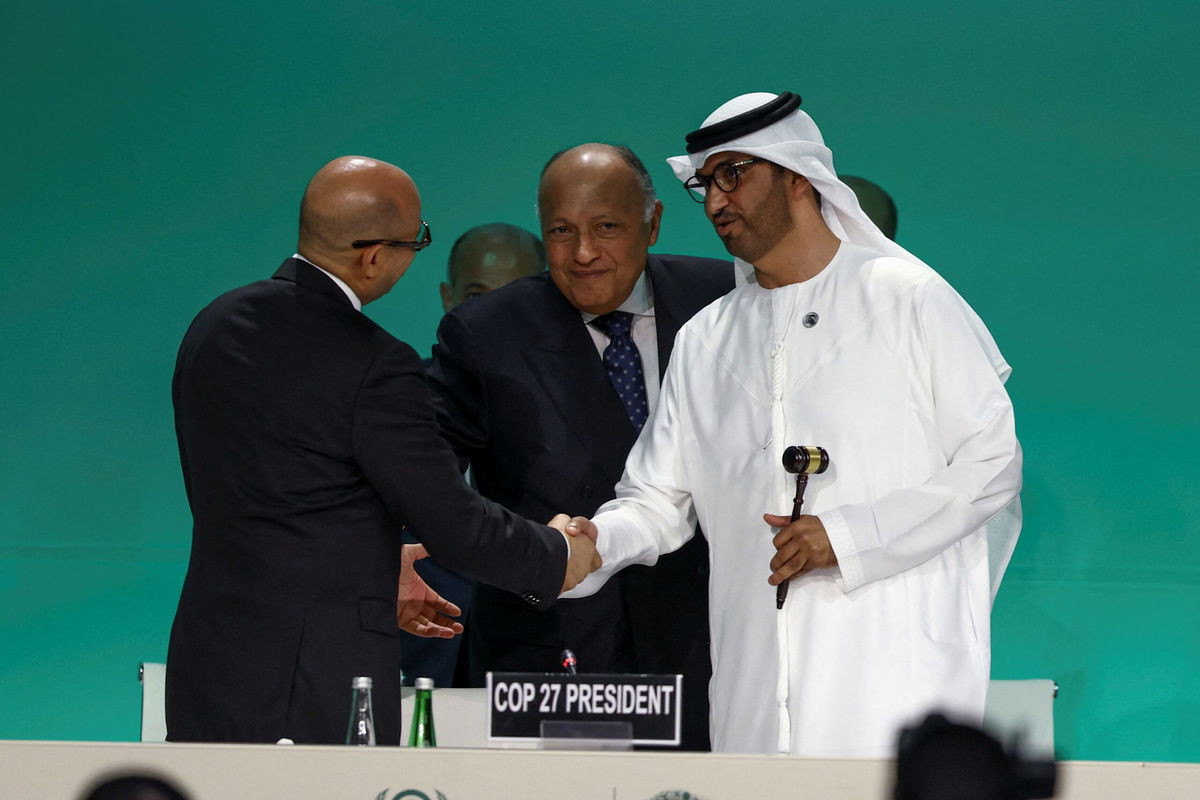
[782,445,830,475]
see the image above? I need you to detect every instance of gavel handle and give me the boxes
[776,475,809,609]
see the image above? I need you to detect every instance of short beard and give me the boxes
[724,171,793,263]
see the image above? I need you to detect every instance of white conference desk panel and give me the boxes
[3,740,1199,800]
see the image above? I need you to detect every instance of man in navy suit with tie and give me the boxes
[427,144,734,749]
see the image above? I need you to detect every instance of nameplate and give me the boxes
[486,672,682,746]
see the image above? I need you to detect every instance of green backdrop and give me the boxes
[2,0,1197,762]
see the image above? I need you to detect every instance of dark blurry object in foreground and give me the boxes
[895,712,1057,800]
[81,773,190,800]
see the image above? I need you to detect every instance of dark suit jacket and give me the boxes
[426,253,734,750]
[166,258,567,745]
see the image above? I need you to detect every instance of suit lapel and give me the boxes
[522,281,637,469]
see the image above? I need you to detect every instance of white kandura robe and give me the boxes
[565,241,1022,756]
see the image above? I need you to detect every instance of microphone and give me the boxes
[560,649,578,675]
[777,445,831,609]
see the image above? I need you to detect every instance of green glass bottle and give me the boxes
[408,676,437,747]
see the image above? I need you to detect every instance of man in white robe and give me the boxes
[563,92,1022,757]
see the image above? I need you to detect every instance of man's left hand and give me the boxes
[398,543,464,638]
[764,513,837,586]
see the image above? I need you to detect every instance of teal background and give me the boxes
[1,0,1197,761]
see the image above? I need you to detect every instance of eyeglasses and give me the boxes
[683,158,764,203]
[352,220,432,251]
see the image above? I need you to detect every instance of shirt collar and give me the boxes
[292,253,362,311]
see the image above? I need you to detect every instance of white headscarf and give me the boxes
[666,92,919,266]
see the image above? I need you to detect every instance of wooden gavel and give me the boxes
[777,445,830,609]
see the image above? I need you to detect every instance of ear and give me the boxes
[439,282,453,313]
[646,200,664,247]
[789,173,813,200]
[359,244,384,280]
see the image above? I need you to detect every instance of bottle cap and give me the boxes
[352,676,373,689]
[414,677,434,690]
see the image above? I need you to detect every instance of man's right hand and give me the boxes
[564,516,598,543]
[551,514,601,592]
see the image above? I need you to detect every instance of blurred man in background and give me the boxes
[440,222,546,311]
[842,175,898,240]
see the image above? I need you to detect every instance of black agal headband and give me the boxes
[684,92,803,154]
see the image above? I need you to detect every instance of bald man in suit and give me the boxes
[167,156,599,744]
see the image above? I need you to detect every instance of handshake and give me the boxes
[549,514,601,593]
[397,513,600,639]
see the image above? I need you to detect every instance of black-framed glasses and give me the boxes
[683,158,764,203]
[352,220,432,251]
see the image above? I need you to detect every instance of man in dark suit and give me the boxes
[166,156,599,745]
[427,144,735,750]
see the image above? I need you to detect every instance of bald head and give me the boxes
[539,144,657,222]
[297,156,423,305]
[299,156,419,254]
[536,143,663,315]
[441,223,544,311]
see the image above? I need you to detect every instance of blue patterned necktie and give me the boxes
[591,311,649,431]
